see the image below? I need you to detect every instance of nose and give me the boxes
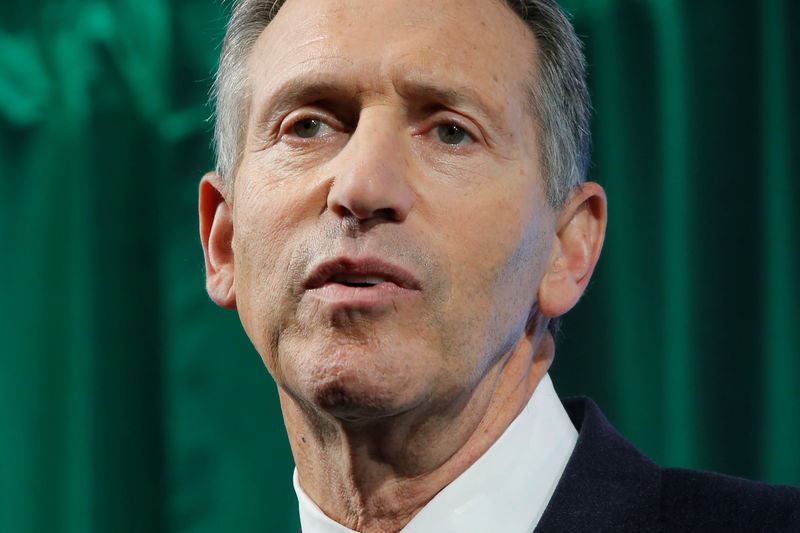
[326,111,414,223]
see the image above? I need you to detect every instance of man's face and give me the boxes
[230,0,557,420]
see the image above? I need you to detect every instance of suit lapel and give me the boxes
[534,397,662,532]
[300,398,663,533]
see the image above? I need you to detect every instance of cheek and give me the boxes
[433,175,545,292]
[428,173,551,364]
[232,153,327,270]
[233,197,290,291]
[231,181,312,350]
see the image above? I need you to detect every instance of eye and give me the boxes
[436,123,473,146]
[291,118,329,138]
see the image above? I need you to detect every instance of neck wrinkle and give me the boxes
[282,328,555,533]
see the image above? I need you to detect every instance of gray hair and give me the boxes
[211,0,590,207]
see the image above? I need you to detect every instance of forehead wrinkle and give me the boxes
[245,1,538,145]
[245,15,357,124]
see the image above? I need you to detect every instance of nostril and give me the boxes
[372,207,399,221]
[329,199,398,222]
[325,152,414,222]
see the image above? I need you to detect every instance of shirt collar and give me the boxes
[294,373,577,533]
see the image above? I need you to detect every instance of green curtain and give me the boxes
[1,1,797,531]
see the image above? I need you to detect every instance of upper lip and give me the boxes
[303,257,422,291]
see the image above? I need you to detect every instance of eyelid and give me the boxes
[279,108,343,139]
[427,113,483,146]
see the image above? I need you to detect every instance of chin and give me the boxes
[281,340,430,423]
[312,380,409,423]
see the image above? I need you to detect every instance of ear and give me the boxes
[199,171,237,309]
[537,182,607,318]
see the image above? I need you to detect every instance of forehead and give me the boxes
[246,0,536,112]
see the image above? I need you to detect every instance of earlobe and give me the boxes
[537,182,607,317]
[199,172,237,309]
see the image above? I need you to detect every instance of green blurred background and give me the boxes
[1,1,797,532]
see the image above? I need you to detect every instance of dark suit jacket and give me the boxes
[535,397,800,532]
[299,397,800,532]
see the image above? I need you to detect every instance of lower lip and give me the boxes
[306,282,418,307]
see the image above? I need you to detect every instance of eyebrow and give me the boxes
[254,79,348,128]
[252,74,504,134]
[395,81,467,107]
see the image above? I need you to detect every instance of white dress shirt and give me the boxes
[294,373,578,533]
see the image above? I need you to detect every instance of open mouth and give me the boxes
[303,258,421,293]
[328,274,386,288]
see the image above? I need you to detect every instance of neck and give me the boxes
[281,325,555,533]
